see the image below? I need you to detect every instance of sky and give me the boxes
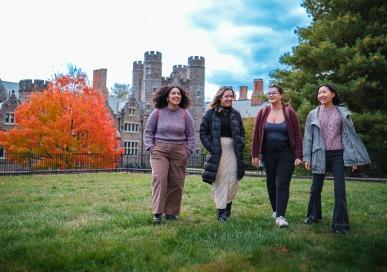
[0,0,311,100]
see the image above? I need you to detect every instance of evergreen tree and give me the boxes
[271,0,387,175]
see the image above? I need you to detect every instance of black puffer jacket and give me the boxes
[200,106,246,184]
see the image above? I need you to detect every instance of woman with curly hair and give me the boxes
[144,85,195,224]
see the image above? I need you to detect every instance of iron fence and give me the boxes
[0,152,385,181]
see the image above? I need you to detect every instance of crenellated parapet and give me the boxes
[144,51,162,62]
[188,56,205,67]
[19,79,48,91]
[173,64,187,71]
[133,61,144,70]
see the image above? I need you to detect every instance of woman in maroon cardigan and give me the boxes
[251,85,303,228]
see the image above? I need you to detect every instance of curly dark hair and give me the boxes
[151,85,192,109]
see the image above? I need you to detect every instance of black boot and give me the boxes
[217,209,227,223]
[153,214,162,225]
[226,202,232,218]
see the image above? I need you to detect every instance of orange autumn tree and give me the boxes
[0,71,123,169]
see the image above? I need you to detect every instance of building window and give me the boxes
[146,104,151,110]
[124,123,140,132]
[124,141,139,155]
[197,91,200,97]
[5,113,15,124]
[128,108,135,115]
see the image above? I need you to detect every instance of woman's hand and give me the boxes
[352,165,358,172]
[294,159,303,166]
[252,157,260,168]
[304,161,311,171]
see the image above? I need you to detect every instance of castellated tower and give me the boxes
[132,61,144,102]
[127,52,205,153]
[188,56,205,152]
[142,51,162,102]
[93,69,109,100]
[171,65,188,83]
[19,79,48,102]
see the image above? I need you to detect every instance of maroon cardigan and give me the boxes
[251,105,303,159]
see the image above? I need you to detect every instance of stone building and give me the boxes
[0,78,48,157]
[106,51,206,156]
[0,51,206,156]
[232,78,269,118]
[0,79,48,131]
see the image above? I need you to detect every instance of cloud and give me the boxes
[189,0,311,95]
[0,0,310,100]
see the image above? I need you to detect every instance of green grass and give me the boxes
[0,173,386,272]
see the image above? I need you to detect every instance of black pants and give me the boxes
[307,150,349,231]
[262,144,295,217]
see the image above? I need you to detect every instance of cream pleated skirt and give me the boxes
[212,137,239,209]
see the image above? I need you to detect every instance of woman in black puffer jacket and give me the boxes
[200,86,246,222]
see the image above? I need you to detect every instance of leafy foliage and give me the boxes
[243,117,255,156]
[0,73,122,169]
[271,0,387,174]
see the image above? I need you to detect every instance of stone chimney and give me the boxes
[239,86,248,100]
[251,79,263,106]
[93,69,109,100]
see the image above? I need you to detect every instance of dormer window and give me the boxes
[128,108,136,115]
[5,112,15,124]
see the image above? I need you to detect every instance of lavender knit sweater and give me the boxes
[144,107,195,154]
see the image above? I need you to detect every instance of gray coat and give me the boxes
[303,106,370,174]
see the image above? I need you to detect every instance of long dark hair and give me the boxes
[152,85,192,109]
[317,84,341,105]
[208,86,235,109]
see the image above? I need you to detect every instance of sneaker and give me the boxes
[304,216,321,225]
[272,211,277,219]
[332,228,349,235]
[333,229,349,235]
[275,216,289,228]
[153,214,162,225]
[165,214,178,221]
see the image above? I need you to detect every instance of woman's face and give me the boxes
[219,90,234,107]
[168,87,182,106]
[317,86,335,106]
[267,87,283,104]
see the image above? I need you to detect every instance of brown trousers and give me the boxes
[150,143,188,215]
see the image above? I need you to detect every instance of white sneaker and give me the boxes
[275,216,289,228]
[272,211,277,219]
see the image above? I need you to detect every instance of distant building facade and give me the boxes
[0,61,270,158]
[95,51,206,155]
[205,79,269,118]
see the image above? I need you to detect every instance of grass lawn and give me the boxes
[0,173,386,272]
